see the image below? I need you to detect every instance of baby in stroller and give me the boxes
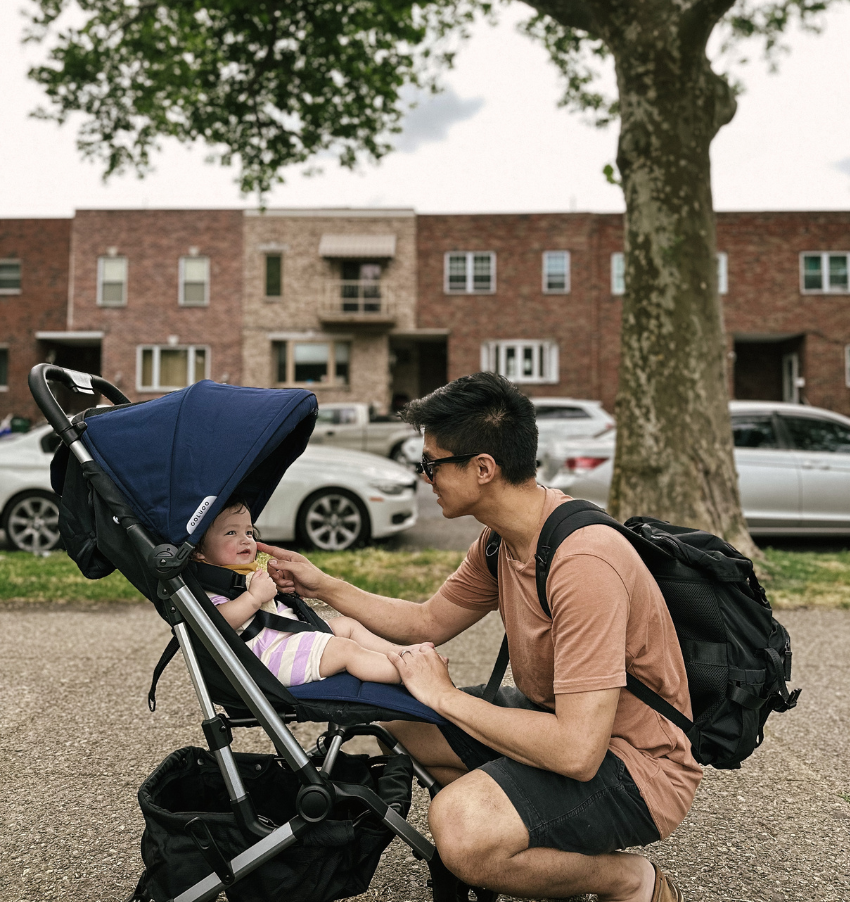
[193,496,437,687]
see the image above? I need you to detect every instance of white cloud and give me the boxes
[395,88,486,153]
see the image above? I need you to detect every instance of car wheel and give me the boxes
[2,490,62,554]
[297,489,370,551]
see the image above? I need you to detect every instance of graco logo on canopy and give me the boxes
[187,496,217,535]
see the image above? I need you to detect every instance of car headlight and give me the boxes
[369,479,414,496]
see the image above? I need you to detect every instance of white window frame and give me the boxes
[611,251,728,295]
[0,344,8,390]
[717,252,728,295]
[800,252,850,295]
[480,340,559,385]
[179,255,210,306]
[272,338,352,387]
[0,258,22,295]
[137,344,210,392]
[97,255,128,306]
[444,252,496,294]
[542,251,571,294]
[611,252,625,295]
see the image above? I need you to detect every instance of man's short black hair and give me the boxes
[400,372,537,485]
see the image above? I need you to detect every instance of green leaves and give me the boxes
[519,12,618,126]
[27,0,485,196]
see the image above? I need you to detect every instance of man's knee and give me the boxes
[429,771,527,885]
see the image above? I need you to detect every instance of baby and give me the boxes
[193,499,432,687]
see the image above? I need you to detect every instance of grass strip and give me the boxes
[761,546,850,609]
[0,548,466,604]
[0,546,848,609]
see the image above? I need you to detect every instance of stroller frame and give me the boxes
[30,365,465,902]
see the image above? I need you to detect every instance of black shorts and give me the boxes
[438,685,660,856]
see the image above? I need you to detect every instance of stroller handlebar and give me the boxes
[28,364,131,441]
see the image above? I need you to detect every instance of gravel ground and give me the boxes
[0,602,847,902]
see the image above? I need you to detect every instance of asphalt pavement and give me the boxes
[0,592,847,902]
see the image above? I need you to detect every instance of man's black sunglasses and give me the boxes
[415,452,484,481]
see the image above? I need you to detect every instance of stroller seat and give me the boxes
[30,365,472,902]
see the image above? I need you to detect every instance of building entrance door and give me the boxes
[733,335,804,402]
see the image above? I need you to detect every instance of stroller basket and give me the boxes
[137,747,414,902]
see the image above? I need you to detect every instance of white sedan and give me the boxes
[539,401,850,536]
[0,425,418,553]
[396,397,615,467]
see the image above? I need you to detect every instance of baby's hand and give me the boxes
[247,569,277,605]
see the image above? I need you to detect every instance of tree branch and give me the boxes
[526,0,601,37]
[681,0,738,49]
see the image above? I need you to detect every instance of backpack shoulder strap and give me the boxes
[535,500,696,736]
[535,500,623,616]
[484,528,501,581]
[482,528,505,703]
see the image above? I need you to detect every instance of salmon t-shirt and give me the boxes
[435,488,703,839]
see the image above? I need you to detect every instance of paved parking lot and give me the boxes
[0,597,848,902]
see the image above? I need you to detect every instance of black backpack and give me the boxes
[483,500,801,770]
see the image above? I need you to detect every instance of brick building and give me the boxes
[58,209,244,404]
[2,207,848,422]
[417,211,850,417]
[0,219,72,423]
[242,209,436,412]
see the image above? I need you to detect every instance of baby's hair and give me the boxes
[194,494,258,554]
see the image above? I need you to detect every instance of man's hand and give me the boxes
[388,645,456,712]
[257,543,329,599]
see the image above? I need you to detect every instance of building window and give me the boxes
[0,259,21,294]
[138,345,208,391]
[611,251,728,295]
[801,252,850,294]
[481,340,559,385]
[846,346,850,388]
[340,261,382,311]
[717,252,728,295]
[611,252,625,295]
[0,346,8,390]
[273,340,351,386]
[179,256,210,305]
[543,251,570,293]
[445,252,496,293]
[97,256,127,306]
[265,254,282,298]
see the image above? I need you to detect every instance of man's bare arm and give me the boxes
[391,645,620,781]
[259,543,486,645]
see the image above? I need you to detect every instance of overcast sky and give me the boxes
[1,2,849,217]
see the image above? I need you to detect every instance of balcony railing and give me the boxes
[318,280,397,324]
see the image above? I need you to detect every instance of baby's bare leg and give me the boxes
[319,636,401,684]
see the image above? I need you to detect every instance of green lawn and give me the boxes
[0,546,848,609]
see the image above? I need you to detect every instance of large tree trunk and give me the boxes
[599,6,758,557]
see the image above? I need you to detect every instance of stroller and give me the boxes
[30,364,489,902]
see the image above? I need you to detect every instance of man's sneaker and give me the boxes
[651,864,685,902]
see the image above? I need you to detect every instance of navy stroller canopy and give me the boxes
[78,380,318,546]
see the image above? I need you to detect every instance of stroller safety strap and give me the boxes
[148,608,322,711]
